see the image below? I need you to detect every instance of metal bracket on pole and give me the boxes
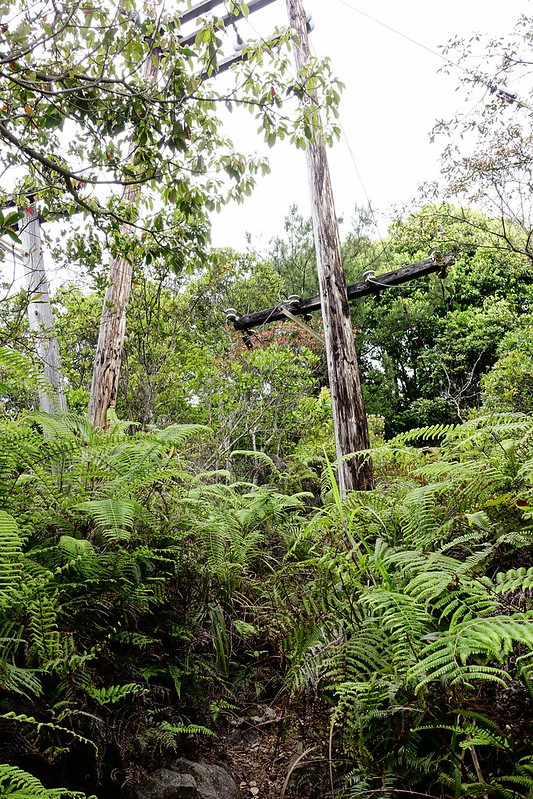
[280,304,325,344]
[0,236,25,260]
[225,308,255,349]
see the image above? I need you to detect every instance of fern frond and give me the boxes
[392,423,459,444]
[360,588,432,668]
[0,347,53,400]
[58,536,94,559]
[414,723,511,750]
[0,511,23,603]
[0,662,42,699]
[0,712,98,752]
[230,449,281,477]
[159,720,216,737]
[85,682,147,705]
[411,614,533,690]
[73,498,136,540]
[23,412,91,443]
[495,566,533,593]
[154,423,211,444]
[26,589,61,663]
[0,763,95,797]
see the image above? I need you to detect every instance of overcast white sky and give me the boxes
[208,0,530,251]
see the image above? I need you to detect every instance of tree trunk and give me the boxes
[285,0,373,493]
[21,205,67,414]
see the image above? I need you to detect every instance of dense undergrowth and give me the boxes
[1,409,533,798]
[285,416,533,798]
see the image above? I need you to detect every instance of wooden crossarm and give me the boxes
[231,254,453,331]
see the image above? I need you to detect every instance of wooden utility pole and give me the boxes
[87,52,160,430]
[87,174,142,429]
[285,0,373,493]
[21,205,67,414]
[88,0,278,430]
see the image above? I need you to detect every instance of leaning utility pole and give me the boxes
[21,205,67,414]
[285,0,373,493]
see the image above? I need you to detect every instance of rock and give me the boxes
[132,758,241,799]
[225,726,263,748]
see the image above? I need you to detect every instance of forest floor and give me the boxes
[203,699,332,799]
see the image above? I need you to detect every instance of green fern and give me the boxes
[495,566,533,593]
[0,661,42,699]
[0,712,97,752]
[414,722,511,751]
[281,413,533,798]
[84,682,147,705]
[496,756,533,798]
[0,347,53,403]
[72,498,137,542]
[412,615,533,690]
[393,422,459,444]
[159,720,216,737]
[26,588,61,664]
[0,511,23,604]
[0,763,95,798]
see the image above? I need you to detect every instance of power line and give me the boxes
[331,0,467,71]
[302,28,392,265]
[180,0,278,46]
[244,7,394,270]
[337,122,394,266]
[332,0,528,109]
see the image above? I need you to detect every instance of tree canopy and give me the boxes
[0,0,342,249]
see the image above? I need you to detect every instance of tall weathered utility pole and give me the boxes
[87,180,145,429]
[21,205,67,414]
[88,0,278,430]
[87,50,160,430]
[285,0,373,493]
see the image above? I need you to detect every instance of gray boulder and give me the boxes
[132,758,241,799]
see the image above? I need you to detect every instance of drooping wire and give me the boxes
[300,20,394,273]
